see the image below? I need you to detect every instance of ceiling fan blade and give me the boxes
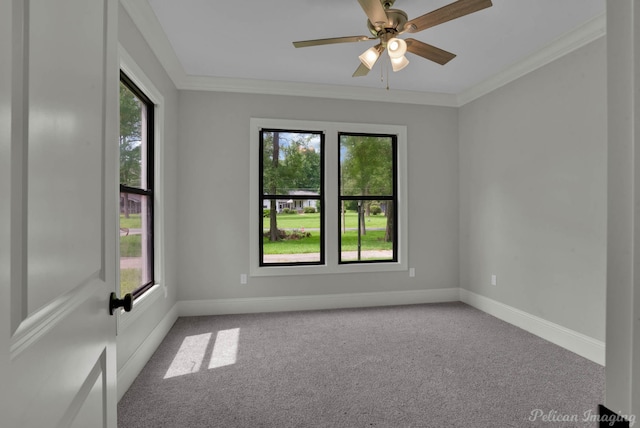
[352,62,371,77]
[405,38,456,65]
[293,35,372,48]
[357,0,389,30]
[405,0,492,33]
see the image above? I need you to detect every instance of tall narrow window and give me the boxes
[339,133,397,263]
[259,129,324,266]
[119,72,154,298]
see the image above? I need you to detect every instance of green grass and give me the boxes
[262,212,391,255]
[120,268,141,296]
[263,233,321,254]
[262,230,391,254]
[120,213,142,229]
[119,215,143,294]
[340,230,392,251]
[263,212,388,230]
[263,212,320,230]
[120,235,142,257]
[341,211,388,229]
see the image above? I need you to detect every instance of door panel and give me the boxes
[27,0,105,314]
[2,0,119,427]
[65,352,107,428]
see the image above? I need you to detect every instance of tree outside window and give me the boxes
[339,133,397,263]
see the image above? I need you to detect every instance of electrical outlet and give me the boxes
[240,274,248,285]
[409,268,415,278]
[491,274,497,286]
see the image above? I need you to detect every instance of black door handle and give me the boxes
[109,292,133,315]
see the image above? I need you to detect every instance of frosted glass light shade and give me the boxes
[391,55,409,72]
[358,46,381,70]
[387,38,407,59]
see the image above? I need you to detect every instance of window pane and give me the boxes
[262,199,321,264]
[339,133,396,264]
[262,131,321,196]
[340,134,393,197]
[120,192,153,296]
[340,200,394,262]
[119,81,149,189]
[260,129,323,266]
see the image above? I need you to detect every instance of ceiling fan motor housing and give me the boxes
[367,8,408,40]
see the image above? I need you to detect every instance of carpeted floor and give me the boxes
[118,302,604,427]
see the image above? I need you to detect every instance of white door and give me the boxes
[1,0,119,427]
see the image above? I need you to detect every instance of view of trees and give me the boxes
[262,131,321,242]
[260,130,396,264]
[340,135,394,243]
[262,131,321,195]
[119,82,142,188]
[119,82,143,221]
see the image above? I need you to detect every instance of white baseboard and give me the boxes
[459,289,605,366]
[117,302,179,401]
[177,288,461,317]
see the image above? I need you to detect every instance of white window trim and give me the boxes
[117,45,167,331]
[249,118,408,277]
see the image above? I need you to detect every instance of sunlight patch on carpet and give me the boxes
[209,328,240,369]
[163,329,240,379]
[164,333,211,379]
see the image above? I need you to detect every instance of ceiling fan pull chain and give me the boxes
[386,58,390,90]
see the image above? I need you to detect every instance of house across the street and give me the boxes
[263,190,319,213]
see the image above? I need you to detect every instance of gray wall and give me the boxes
[117,5,179,372]
[459,38,607,341]
[176,92,459,301]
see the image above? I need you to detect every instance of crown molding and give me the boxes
[457,12,606,106]
[119,0,188,88]
[119,0,454,106]
[122,0,604,108]
[181,75,459,106]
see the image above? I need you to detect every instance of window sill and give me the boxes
[250,260,408,277]
[117,283,165,334]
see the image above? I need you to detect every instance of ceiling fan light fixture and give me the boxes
[391,55,409,72]
[359,45,383,70]
[292,0,494,79]
[386,37,407,59]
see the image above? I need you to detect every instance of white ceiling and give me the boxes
[141,0,605,100]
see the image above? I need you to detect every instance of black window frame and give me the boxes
[258,128,325,267]
[120,71,155,299]
[338,132,398,264]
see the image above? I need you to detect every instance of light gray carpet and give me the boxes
[118,302,604,427]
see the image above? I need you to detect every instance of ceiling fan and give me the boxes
[293,0,493,77]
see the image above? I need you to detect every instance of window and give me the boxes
[259,129,324,266]
[250,119,407,276]
[339,133,397,263]
[119,71,154,298]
